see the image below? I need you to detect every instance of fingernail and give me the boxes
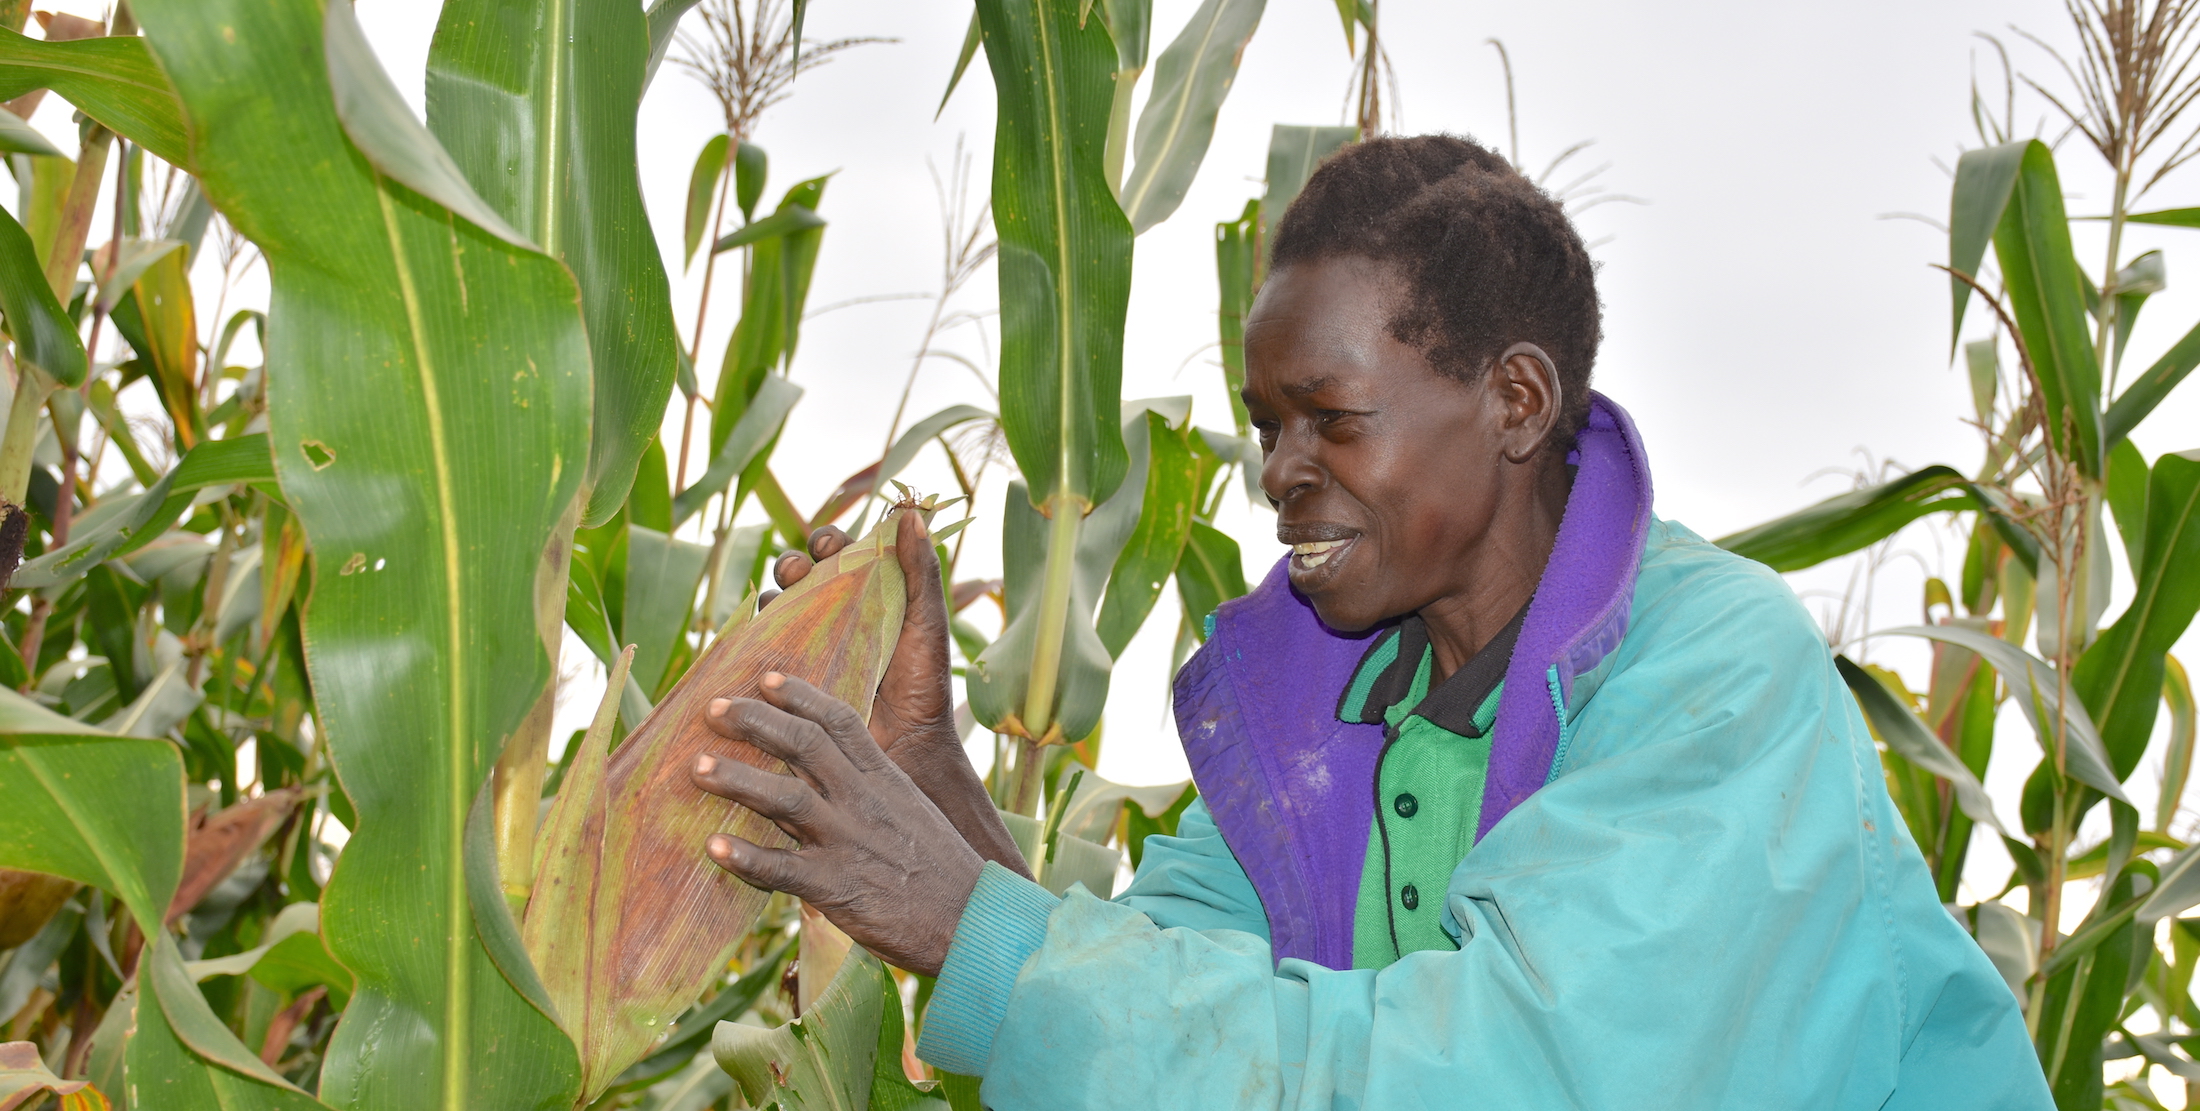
[761,672,785,690]
[694,754,717,775]
[707,834,735,860]
[708,697,731,716]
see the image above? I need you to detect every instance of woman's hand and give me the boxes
[768,511,1029,878]
[691,672,982,976]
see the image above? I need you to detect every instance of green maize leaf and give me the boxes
[0,27,189,168]
[968,478,1112,741]
[128,933,330,1109]
[1946,140,2025,351]
[1215,199,1258,436]
[1095,0,1150,72]
[675,373,803,525]
[2143,837,2200,922]
[710,204,827,255]
[937,11,983,119]
[631,433,674,533]
[1836,655,2007,836]
[624,525,711,695]
[429,0,683,528]
[526,520,905,1102]
[1260,124,1356,237]
[1096,409,1196,656]
[323,1,528,248]
[969,402,1172,742]
[684,133,730,268]
[868,403,994,505]
[643,0,706,88]
[17,151,67,273]
[979,0,1133,513]
[131,0,599,1104]
[734,140,767,222]
[1327,0,1372,52]
[713,948,890,1111]
[248,927,357,1011]
[1118,0,1264,234]
[1713,465,1979,573]
[91,237,181,314]
[14,432,274,589]
[144,931,322,1094]
[2106,312,2200,446]
[2121,207,2200,228]
[1176,518,1245,640]
[2075,450,2200,779]
[12,433,275,589]
[2106,437,2148,569]
[0,694,316,1107]
[711,177,827,457]
[1884,624,2129,804]
[87,378,156,485]
[0,696,173,932]
[1963,338,1997,428]
[1988,141,2104,477]
[2108,249,2162,373]
[0,104,51,156]
[0,201,82,385]
[2163,657,2195,835]
[2036,861,2154,1104]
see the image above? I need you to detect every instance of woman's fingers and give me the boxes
[772,550,813,590]
[808,525,851,561]
[705,833,816,898]
[704,694,850,788]
[691,752,823,840]
[758,672,890,773]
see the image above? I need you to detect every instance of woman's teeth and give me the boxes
[1292,539,1349,568]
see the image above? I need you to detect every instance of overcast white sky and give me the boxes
[32,1,2200,928]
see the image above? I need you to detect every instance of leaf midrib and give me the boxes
[374,176,473,1110]
[1118,0,1227,221]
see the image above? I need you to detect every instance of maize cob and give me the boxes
[523,511,908,1101]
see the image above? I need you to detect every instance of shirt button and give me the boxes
[1394,792,1418,818]
[1400,884,1420,910]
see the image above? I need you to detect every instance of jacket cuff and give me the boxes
[914,860,1061,1075]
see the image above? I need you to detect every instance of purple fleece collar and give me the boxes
[1171,392,1655,970]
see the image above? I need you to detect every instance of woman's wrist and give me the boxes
[902,730,1035,880]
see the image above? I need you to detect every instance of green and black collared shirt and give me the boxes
[1338,605,1525,969]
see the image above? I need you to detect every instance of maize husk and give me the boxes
[522,514,907,1101]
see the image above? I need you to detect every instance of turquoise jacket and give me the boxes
[916,395,2049,1108]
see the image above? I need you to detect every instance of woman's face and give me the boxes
[1242,256,1528,633]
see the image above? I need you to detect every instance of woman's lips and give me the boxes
[1287,535,1356,586]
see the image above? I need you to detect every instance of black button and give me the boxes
[1400,884,1420,910]
[1394,793,1418,818]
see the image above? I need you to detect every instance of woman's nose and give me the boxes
[1260,428,1319,504]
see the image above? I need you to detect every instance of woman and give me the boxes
[685,135,2049,1108]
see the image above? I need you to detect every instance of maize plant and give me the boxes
[0,0,1291,1104]
[1719,4,2200,1105]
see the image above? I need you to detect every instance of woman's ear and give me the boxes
[1494,341,1563,464]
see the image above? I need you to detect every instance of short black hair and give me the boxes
[1269,133,1602,445]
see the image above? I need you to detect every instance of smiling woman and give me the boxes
[691,135,2057,1108]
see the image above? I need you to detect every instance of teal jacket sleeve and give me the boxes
[1111,800,1270,939]
[917,526,2048,1110]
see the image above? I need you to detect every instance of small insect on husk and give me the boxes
[522,508,910,1103]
